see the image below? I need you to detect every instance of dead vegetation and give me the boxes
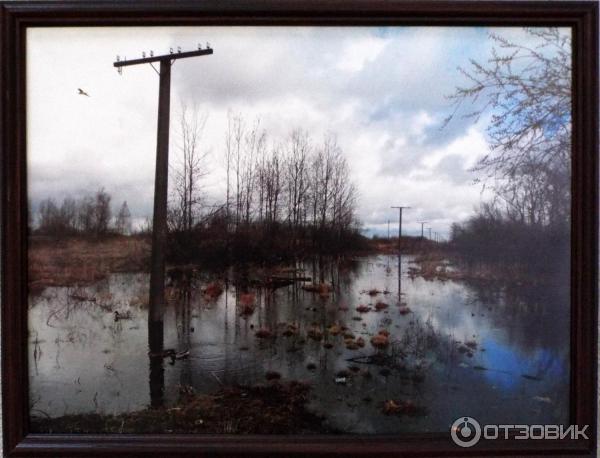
[255,328,274,339]
[408,250,542,285]
[374,301,389,311]
[28,235,149,293]
[202,282,224,300]
[382,399,423,416]
[31,381,330,434]
[302,283,332,297]
[370,331,390,349]
[238,292,256,316]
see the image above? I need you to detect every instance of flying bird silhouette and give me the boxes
[77,88,90,97]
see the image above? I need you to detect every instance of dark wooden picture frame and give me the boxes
[1,1,598,456]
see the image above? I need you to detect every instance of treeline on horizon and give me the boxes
[29,112,368,265]
[31,189,133,238]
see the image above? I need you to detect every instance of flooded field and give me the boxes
[29,254,569,434]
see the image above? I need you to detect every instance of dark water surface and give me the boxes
[29,254,569,433]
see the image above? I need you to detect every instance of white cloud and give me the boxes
[26,26,567,236]
[336,35,389,72]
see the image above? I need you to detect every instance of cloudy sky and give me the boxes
[27,26,564,237]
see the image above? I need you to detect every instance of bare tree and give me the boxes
[93,188,112,235]
[59,197,78,233]
[227,112,245,229]
[38,198,60,234]
[170,104,209,232]
[263,145,283,225]
[241,119,266,225]
[224,110,234,227]
[284,129,311,232]
[446,27,571,226]
[77,195,96,234]
[330,153,357,236]
[115,201,132,235]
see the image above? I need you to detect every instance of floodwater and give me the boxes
[28,255,570,433]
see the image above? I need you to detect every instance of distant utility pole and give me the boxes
[418,221,428,239]
[113,45,213,404]
[428,227,432,240]
[391,206,410,251]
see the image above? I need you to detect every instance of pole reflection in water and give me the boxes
[398,253,402,300]
[148,339,164,408]
[176,285,193,388]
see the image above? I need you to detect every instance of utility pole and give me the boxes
[391,206,410,251]
[418,221,428,239]
[114,45,213,407]
[428,227,432,240]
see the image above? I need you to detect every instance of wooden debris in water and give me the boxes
[328,324,341,336]
[282,323,299,337]
[302,283,332,297]
[375,301,389,311]
[240,293,255,305]
[239,303,256,316]
[382,399,420,416]
[370,331,390,349]
[255,328,274,339]
[265,371,281,381]
[307,326,323,341]
[345,339,360,350]
[522,374,543,381]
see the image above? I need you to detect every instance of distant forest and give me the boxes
[30,111,365,264]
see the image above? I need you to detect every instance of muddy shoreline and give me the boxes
[31,381,334,434]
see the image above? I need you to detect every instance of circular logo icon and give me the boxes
[450,416,482,448]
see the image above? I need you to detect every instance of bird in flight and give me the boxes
[77,88,90,97]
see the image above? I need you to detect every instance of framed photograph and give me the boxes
[1,1,598,456]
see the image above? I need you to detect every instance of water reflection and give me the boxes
[28,255,569,433]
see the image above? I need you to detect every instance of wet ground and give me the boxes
[29,254,569,433]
